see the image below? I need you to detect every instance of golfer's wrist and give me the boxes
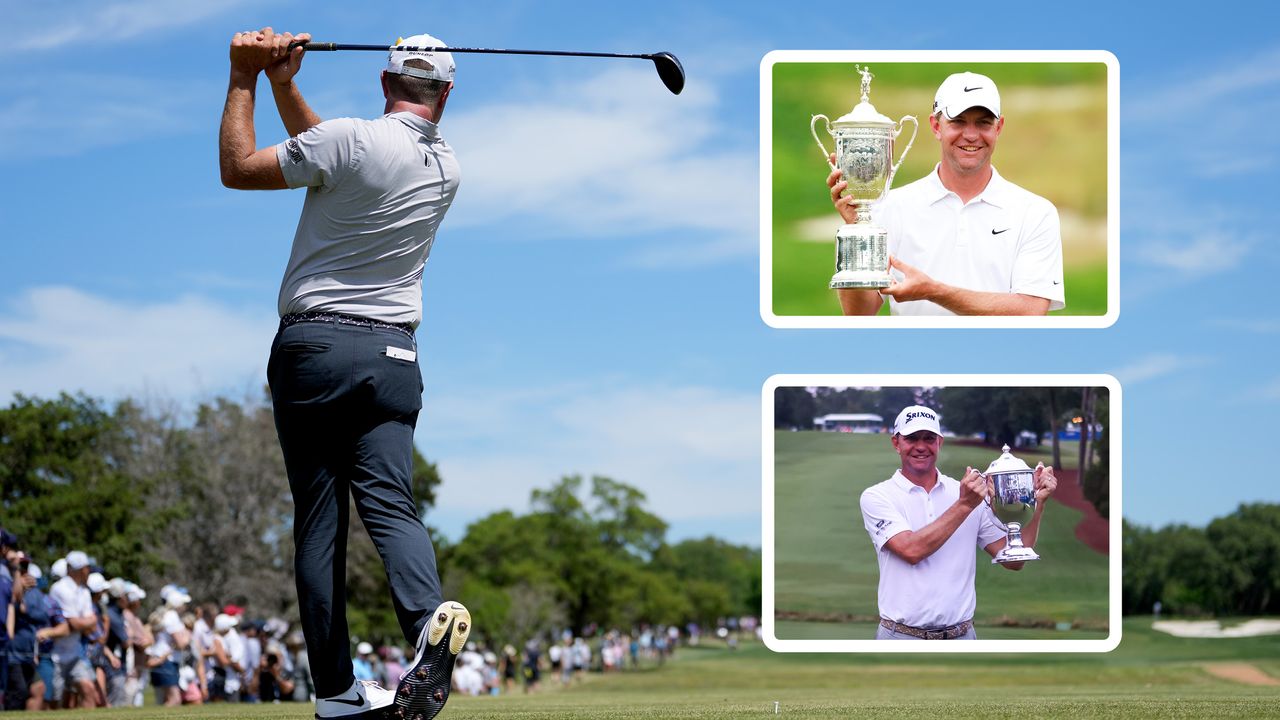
[229,67,260,85]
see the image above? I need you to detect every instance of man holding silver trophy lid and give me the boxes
[826,71,1066,316]
[859,406,1057,640]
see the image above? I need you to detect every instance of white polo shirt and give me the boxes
[878,165,1065,315]
[860,469,1005,628]
[48,576,94,659]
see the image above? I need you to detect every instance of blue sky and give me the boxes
[1,1,1277,546]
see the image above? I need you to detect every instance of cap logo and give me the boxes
[963,86,982,92]
[904,410,936,422]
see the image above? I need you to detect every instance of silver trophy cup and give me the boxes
[810,66,917,289]
[983,444,1041,564]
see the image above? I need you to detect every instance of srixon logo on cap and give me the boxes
[905,410,936,422]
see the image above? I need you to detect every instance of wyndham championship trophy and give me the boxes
[809,66,917,289]
[983,444,1041,564]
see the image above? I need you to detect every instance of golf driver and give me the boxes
[287,40,686,95]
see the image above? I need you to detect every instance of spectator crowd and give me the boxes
[1,529,759,710]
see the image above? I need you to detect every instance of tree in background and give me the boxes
[1082,389,1110,518]
[0,394,174,578]
[1123,504,1280,616]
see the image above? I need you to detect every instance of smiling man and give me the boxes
[859,406,1056,640]
[827,72,1065,316]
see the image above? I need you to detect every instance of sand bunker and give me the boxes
[1152,619,1280,638]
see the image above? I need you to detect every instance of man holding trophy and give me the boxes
[859,406,1057,640]
[824,71,1066,316]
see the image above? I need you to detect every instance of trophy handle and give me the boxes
[810,114,836,170]
[888,115,919,187]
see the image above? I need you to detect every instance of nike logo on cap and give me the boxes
[963,86,982,92]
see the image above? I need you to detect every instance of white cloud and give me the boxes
[1133,232,1251,274]
[443,65,757,265]
[421,380,760,536]
[0,74,203,159]
[0,286,275,401]
[1111,353,1210,385]
[2,0,262,52]
[1213,318,1280,334]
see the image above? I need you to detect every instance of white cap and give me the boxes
[108,577,129,598]
[66,550,91,571]
[933,71,1001,120]
[51,558,68,579]
[893,405,942,436]
[126,583,147,603]
[28,563,42,580]
[163,586,192,608]
[357,641,374,655]
[214,614,239,633]
[87,572,110,593]
[387,34,455,82]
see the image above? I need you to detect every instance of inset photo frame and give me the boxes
[762,374,1121,652]
[760,51,1119,328]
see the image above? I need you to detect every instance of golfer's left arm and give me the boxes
[986,463,1057,571]
[220,28,287,190]
[882,255,1050,315]
[266,31,322,136]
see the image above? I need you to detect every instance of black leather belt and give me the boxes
[879,618,973,640]
[280,312,414,339]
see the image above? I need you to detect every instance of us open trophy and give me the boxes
[809,66,918,289]
[983,444,1042,564]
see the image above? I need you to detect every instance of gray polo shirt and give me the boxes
[274,112,460,327]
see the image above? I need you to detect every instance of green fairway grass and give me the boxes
[32,621,1279,718]
[773,431,1108,638]
[768,61,1110,317]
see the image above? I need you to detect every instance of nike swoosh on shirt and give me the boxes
[991,228,1009,235]
[963,86,982,92]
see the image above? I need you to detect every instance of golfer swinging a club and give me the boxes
[220,27,468,719]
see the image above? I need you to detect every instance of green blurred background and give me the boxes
[773,431,1109,640]
[770,62,1109,316]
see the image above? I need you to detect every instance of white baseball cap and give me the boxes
[87,572,110,593]
[214,614,239,633]
[51,558,68,579]
[28,563,42,580]
[933,71,1001,120]
[357,641,374,655]
[893,405,942,436]
[66,550,91,571]
[126,583,147,603]
[387,34,455,82]
[163,586,192,608]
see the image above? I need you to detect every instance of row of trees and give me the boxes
[0,393,759,647]
[1124,504,1280,616]
[775,385,1110,518]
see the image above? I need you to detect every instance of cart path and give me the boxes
[1042,468,1109,555]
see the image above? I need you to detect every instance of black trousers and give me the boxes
[268,319,442,698]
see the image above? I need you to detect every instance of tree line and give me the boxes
[0,393,760,647]
[775,385,1111,518]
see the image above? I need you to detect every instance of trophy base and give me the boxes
[992,546,1041,564]
[830,271,891,290]
[830,222,890,290]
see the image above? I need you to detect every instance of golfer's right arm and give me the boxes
[878,469,987,565]
[220,28,287,190]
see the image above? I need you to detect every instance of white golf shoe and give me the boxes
[315,678,395,719]
[392,601,472,720]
